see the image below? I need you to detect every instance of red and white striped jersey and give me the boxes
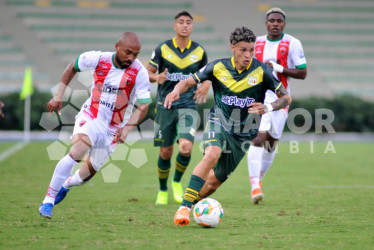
[254,33,307,103]
[75,51,151,130]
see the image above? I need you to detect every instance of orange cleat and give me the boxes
[174,206,190,226]
[251,188,264,204]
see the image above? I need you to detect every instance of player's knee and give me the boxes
[160,146,173,159]
[179,140,192,155]
[202,151,220,167]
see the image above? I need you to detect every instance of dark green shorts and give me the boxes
[202,120,252,183]
[154,108,199,147]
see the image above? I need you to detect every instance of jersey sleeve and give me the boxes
[192,61,214,83]
[290,39,307,69]
[74,51,102,72]
[148,44,162,70]
[263,65,282,94]
[134,66,151,104]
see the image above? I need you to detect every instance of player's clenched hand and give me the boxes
[47,97,63,115]
[157,68,169,85]
[113,127,128,144]
[164,90,180,109]
[248,102,267,115]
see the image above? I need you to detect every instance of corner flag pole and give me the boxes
[20,67,34,142]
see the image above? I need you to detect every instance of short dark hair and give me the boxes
[175,10,193,20]
[266,7,286,20]
[230,27,256,45]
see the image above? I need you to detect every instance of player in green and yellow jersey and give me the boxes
[164,27,292,226]
[147,11,211,205]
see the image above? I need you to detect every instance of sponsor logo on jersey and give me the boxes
[221,95,254,108]
[166,72,192,82]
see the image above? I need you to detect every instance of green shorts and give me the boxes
[202,120,252,183]
[154,108,199,147]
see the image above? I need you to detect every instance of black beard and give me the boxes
[115,54,132,69]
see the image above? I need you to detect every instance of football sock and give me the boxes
[173,153,191,182]
[181,174,205,208]
[260,149,276,181]
[248,146,264,191]
[63,169,84,189]
[157,156,171,191]
[43,154,77,204]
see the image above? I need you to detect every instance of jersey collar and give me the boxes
[266,33,284,42]
[173,37,191,53]
[231,57,252,74]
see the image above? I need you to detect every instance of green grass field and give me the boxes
[0,141,373,249]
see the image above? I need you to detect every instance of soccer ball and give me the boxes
[193,198,224,228]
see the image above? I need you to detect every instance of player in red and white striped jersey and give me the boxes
[247,8,307,204]
[39,32,151,219]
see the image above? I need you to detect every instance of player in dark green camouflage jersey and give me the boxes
[164,27,292,226]
[147,11,210,205]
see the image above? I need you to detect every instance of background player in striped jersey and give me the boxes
[39,32,151,219]
[164,27,292,226]
[247,7,307,204]
[147,11,211,205]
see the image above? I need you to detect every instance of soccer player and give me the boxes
[39,32,151,219]
[164,27,292,226]
[147,11,210,205]
[247,7,307,204]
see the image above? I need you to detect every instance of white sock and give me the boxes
[43,154,77,204]
[248,146,264,191]
[260,149,276,181]
[63,169,84,189]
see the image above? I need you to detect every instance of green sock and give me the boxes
[157,156,170,191]
[181,174,205,208]
[173,153,191,183]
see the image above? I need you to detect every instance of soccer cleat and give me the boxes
[54,187,70,205]
[155,190,168,205]
[171,181,183,204]
[251,188,264,204]
[39,203,54,219]
[174,206,190,226]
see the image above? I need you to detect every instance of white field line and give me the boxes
[0,142,28,162]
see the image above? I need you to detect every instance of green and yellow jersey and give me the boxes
[149,38,208,109]
[193,57,282,140]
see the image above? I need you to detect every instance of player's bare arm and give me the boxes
[146,65,169,84]
[248,85,291,115]
[114,103,150,143]
[193,80,211,104]
[265,60,307,79]
[164,76,197,109]
[47,62,78,115]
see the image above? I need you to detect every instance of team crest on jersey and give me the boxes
[248,76,258,86]
[124,75,132,85]
[190,55,198,62]
[280,46,287,55]
[79,119,86,127]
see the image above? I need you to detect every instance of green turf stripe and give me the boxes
[7,0,192,8]
[0,36,12,41]
[307,52,374,59]
[0,48,24,53]
[280,6,374,12]
[0,60,34,66]
[303,40,374,47]
[287,28,374,35]
[314,65,374,71]
[18,12,173,21]
[324,75,373,83]
[287,17,374,24]
[31,25,213,33]
[43,37,225,45]
[53,48,231,57]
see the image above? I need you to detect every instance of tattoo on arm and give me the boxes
[271,85,290,111]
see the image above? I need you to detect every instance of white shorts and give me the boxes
[258,108,288,139]
[73,111,118,171]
